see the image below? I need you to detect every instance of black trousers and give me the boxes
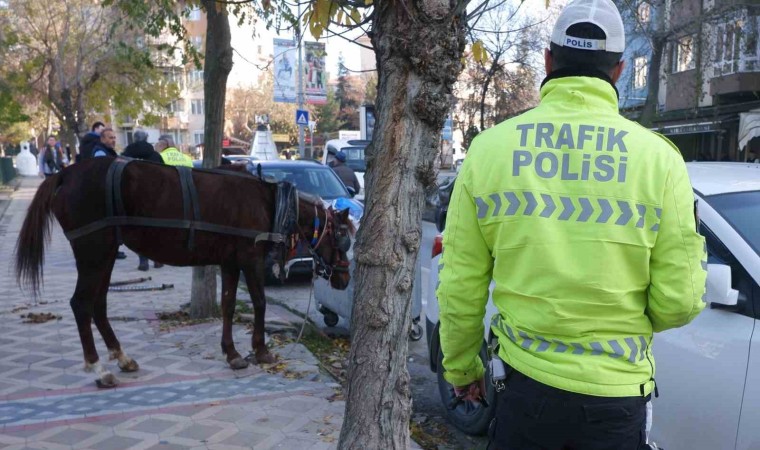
[488,366,648,450]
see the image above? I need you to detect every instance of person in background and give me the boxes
[156,135,193,167]
[122,130,162,163]
[330,150,360,195]
[91,128,118,158]
[38,136,68,178]
[79,121,106,160]
[122,130,164,271]
[91,127,125,259]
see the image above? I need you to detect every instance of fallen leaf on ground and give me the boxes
[20,312,61,323]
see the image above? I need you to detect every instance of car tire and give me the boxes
[436,342,496,435]
[323,310,339,327]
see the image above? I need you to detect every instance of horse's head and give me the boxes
[307,206,353,290]
[301,201,354,290]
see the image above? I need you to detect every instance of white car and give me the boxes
[322,139,368,202]
[425,162,760,443]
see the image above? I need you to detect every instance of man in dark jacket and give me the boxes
[121,130,163,271]
[331,151,361,195]
[122,130,162,163]
[92,128,118,158]
[78,121,105,161]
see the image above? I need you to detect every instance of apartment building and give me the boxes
[617,0,760,161]
[617,0,657,111]
[115,6,207,155]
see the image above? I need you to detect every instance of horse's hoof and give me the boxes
[118,359,139,373]
[229,357,250,370]
[95,373,120,388]
[256,352,277,365]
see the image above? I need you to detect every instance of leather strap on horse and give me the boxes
[104,159,129,246]
[65,158,287,246]
[176,166,201,250]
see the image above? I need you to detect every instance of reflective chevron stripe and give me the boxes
[491,315,649,362]
[473,192,660,231]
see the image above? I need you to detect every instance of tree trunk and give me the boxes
[639,36,665,128]
[189,1,233,319]
[338,1,467,448]
[190,266,219,318]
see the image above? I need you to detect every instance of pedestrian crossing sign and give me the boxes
[296,110,309,126]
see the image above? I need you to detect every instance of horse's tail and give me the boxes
[15,173,62,297]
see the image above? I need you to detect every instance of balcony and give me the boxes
[711,71,760,97]
[162,113,189,131]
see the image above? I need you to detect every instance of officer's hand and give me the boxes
[452,378,488,407]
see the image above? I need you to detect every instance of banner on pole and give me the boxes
[304,42,327,105]
[273,38,296,103]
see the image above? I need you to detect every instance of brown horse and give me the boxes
[15,157,352,388]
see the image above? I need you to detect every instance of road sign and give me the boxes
[296,109,309,126]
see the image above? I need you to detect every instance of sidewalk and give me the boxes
[0,177,345,449]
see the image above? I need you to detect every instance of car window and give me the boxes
[700,222,757,319]
[341,146,366,171]
[703,191,760,256]
[261,167,349,200]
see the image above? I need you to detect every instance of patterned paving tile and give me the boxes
[0,178,343,449]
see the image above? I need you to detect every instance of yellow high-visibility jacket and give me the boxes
[437,75,707,397]
[160,147,193,168]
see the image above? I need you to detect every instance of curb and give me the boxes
[0,177,21,222]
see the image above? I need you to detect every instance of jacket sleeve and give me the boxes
[437,159,493,387]
[647,156,707,332]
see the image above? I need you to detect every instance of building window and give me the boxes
[674,35,696,72]
[188,7,201,21]
[634,57,648,89]
[193,132,204,145]
[637,2,650,24]
[192,36,203,50]
[123,127,134,146]
[188,69,204,85]
[168,99,184,113]
[191,99,204,115]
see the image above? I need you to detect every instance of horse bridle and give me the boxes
[302,206,351,280]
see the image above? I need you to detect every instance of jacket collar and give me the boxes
[539,68,620,113]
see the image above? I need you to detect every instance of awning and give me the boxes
[738,109,760,150]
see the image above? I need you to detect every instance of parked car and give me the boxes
[322,139,369,201]
[454,158,464,173]
[257,160,357,282]
[425,162,760,442]
[226,155,260,165]
[435,176,456,232]
[191,155,259,168]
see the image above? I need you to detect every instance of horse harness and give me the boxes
[63,158,290,249]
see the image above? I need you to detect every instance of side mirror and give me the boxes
[346,186,356,198]
[705,264,739,306]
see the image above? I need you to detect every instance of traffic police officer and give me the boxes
[156,134,193,168]
[437,0,707,448]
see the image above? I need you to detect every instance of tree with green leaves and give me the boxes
[0,0,175,154]
[314,89,341,134]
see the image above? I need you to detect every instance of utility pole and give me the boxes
[296,1,305,158]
